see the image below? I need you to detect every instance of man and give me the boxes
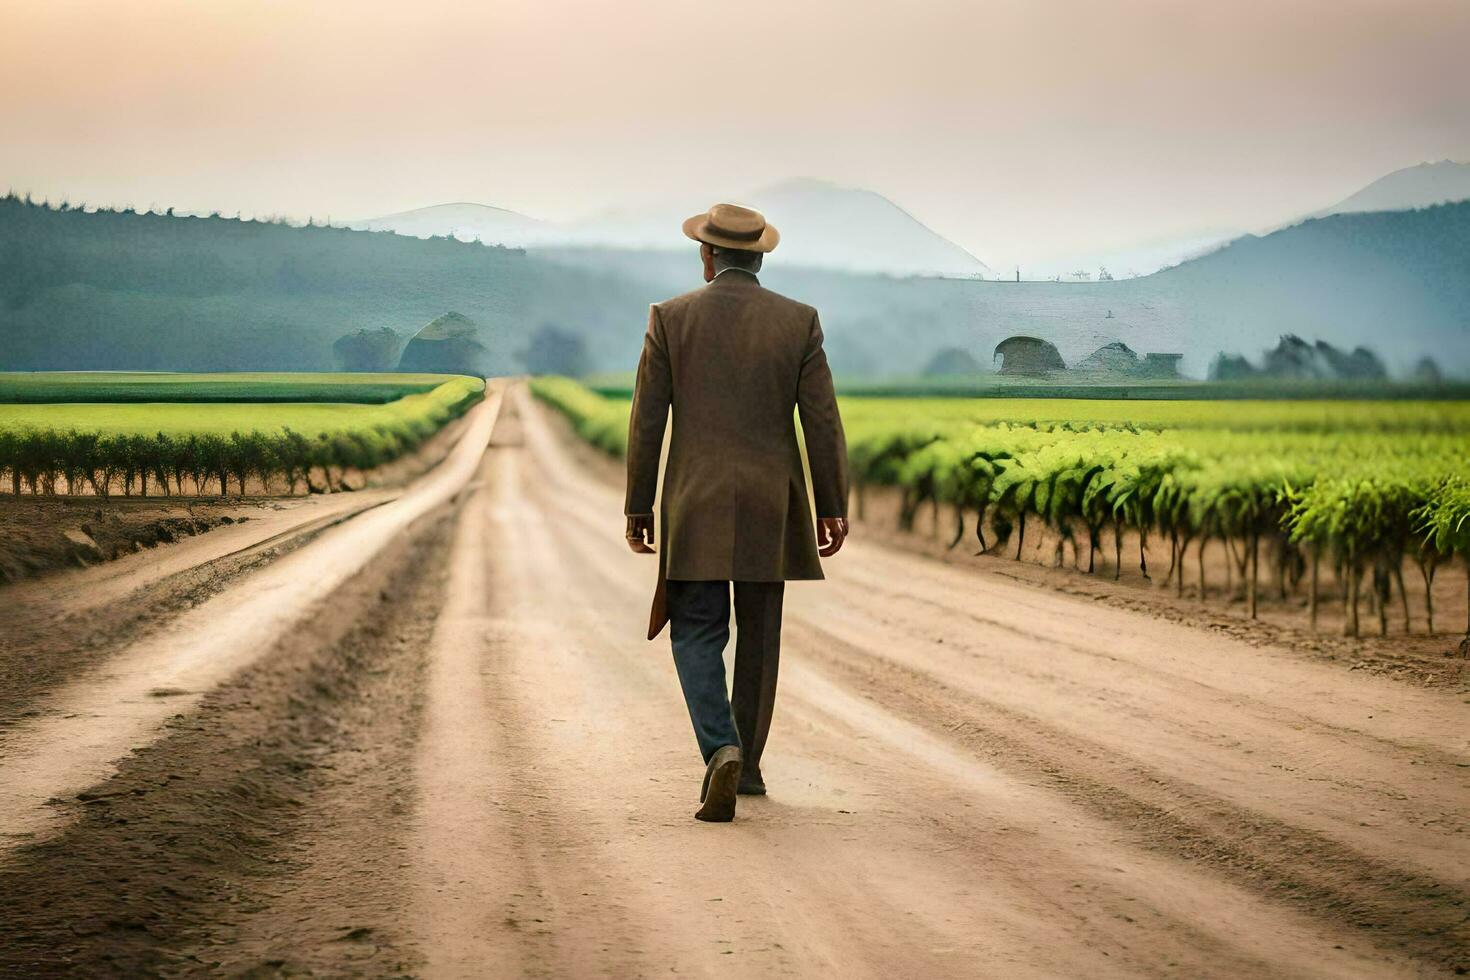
[625,202,849,823]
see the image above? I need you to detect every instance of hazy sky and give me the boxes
[4,0,1468,268]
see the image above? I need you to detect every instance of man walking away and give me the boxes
[624,203,850,822]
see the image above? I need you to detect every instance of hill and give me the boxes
[531,202,1470,377]
[1030,160,1470,280]
[1316,160,1470,217]
[1,194,1465,379]
[347,202,546,246]
[352,178,992,279]
[0,195,533,374]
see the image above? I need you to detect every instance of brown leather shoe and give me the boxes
[695,745,742,822]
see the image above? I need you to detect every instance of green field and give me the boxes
[532,377,1470,637]
[583,372,1470,404]
[0,376,484,437]
[0,374,485,498]
[0,371,458,404]
[841,397,1470,434]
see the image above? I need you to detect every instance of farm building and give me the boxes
[1075,341,1140,374]
[993,336,1066,375]
[397,311,486,375]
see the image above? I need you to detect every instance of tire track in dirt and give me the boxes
[0,523,327,725]
[409,429,657,978]
[413,405,724,977]
[788,618,1470,975]
[794,572,1470,880]
[831,556,1468,764]
[0,508,457,977]
[0,393,500,850]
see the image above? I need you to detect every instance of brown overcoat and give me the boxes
[625,270,849,587]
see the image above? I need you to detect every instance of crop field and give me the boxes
[0,373,484,496]
[532,376,1470,638]
[0,371,455,404]
[583,371,1470,404]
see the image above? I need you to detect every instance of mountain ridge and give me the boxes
[1314,160,1470,218]
[1020,160,1470,281]
[3,192,1464,380]
[350,178,992,279]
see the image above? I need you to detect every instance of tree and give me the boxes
[60,431,91,494]
[333,327,402,372]
[0,431,18,494]
[1208,353,1257,381]
[921,347,984,377]
[149,433,173,495]
[520,322,590,377]
[1413,356,1443,385]
[278,428,312,493]
[196,434,230,496]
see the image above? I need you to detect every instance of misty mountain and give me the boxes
[533,202,1470,378]
[349,202,546,245]
[351,178,992,280]
[1316,160,1470,217]
[1030,160,1470,281]
[1021,230,1238,282]
[2,195,1465,380]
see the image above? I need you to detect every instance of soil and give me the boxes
[1,384,1466,978]
[0,511,453,977]
[0,496,253,584]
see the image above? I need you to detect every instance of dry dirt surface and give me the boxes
[1,383,1467,979]
[0,496,255,584]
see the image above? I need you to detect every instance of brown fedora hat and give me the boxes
[682,203,780,253]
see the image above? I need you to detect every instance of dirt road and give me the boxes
[1,384,1466,978]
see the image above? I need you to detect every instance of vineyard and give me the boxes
[0,371,456,404]
[0,374,484,498]
[531,377,1470,639]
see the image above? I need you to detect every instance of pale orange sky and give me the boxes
[3,0,1467,267]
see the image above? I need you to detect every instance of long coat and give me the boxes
[625,269,849,586]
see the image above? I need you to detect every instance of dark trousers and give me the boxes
[666,579,784,768]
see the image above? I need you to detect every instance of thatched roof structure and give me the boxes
[993,336,1065,375]
[1076,341,1140,373]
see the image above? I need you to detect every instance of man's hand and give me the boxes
[817,517,849,558]
[626,514,656,554]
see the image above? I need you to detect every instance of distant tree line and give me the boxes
[334,327,404,371]
[0,192,519,373]
[1209,335,1399,382]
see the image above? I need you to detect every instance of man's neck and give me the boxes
[711,266,758,283]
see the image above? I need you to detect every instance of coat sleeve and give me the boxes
[625,305,671,516]
[797,311,849,519]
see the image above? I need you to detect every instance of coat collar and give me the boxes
[709,267,760,287]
